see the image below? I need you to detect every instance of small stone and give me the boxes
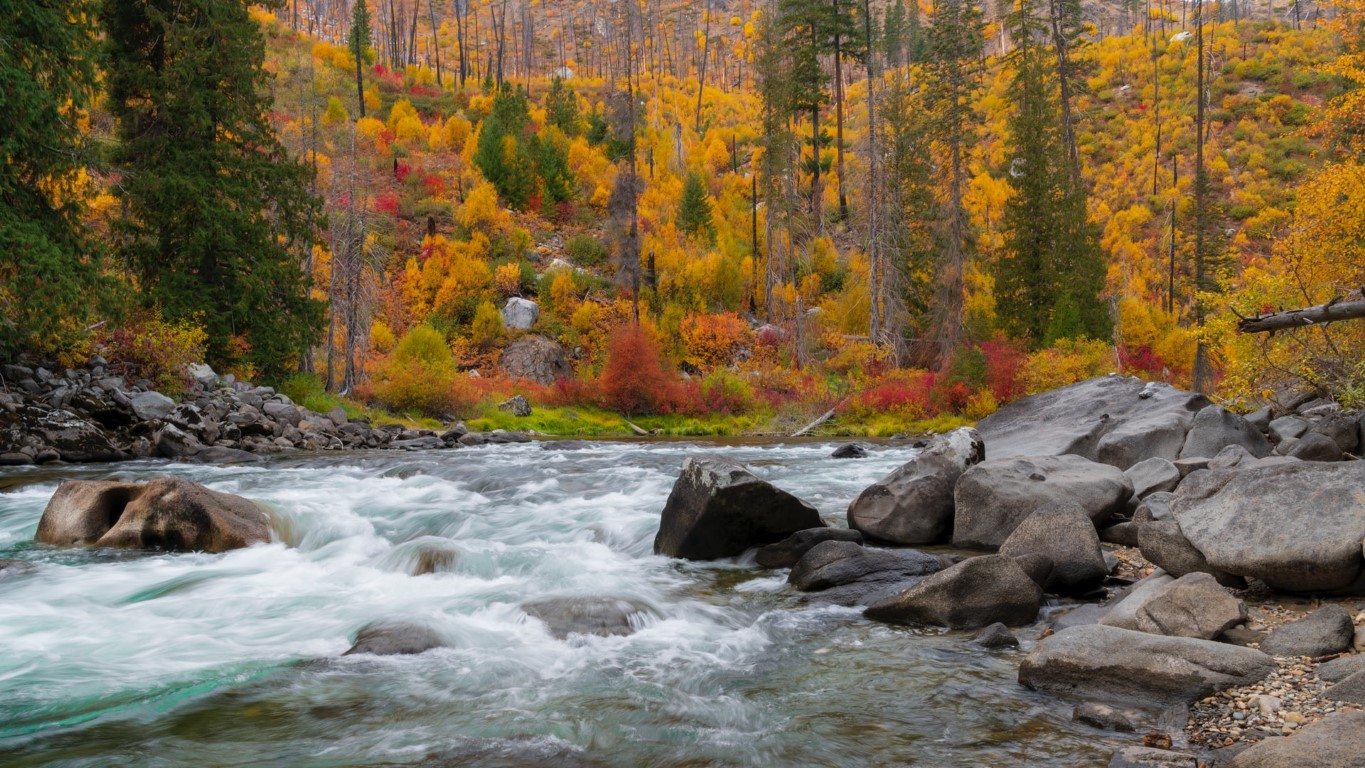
[1074,702,1136,732]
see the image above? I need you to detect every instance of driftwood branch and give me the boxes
[1237,290,1365,334]
[792,398,849,437]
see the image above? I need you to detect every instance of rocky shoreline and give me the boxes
[0,358,527,466]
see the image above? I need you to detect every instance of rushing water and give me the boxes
[0,440,1133,767]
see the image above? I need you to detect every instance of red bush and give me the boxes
[1119,344,1171,380]
[978,339,1027,402]
[599,324,676,415]
[853,369,936,418]
[422,173,446,196]
[375,192,400,217]
[395,162,413,184]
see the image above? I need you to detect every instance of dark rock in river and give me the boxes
[1018,624,1274,706]
[974,376,1210,470]
[830,443,868,459]
[998,502,1107,595]
[972,622,1019,649]
[846,427,984,545]
[788,540,943,592]
[520,597,652,639]
[653,456,824,560]
[755,527,863,568]
[864,554,1043,629]
[344,621,447,656]
[35,476,271,553]
[952,454,1133,550]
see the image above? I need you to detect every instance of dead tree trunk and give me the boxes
[1237,291,1365,333]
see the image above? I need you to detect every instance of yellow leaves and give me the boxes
[322,96,348,125]
[388,99,426,145]
[494,262,522,297]
[355,116,386,142]
[458,180,509,235]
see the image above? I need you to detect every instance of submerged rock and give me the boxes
[35,476,271,553]
[520,597,652,639]
[344,621,447,656]
[653,457,824,560]
[755,527,863,569]
[788,540,943,592]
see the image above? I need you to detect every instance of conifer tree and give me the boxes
[544,76,581,136]
[1,0,103,357]
[349,0,372,118]
[678,171,716,245]
[102,0,323,376]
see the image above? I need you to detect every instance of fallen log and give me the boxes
[1237,291,1365,334]
[793,399,848,437]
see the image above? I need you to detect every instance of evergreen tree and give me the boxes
[349,0,371,118]
[102,0,324,376]
[473,87,536,209]
[532,127,575,210]
[995,0,1109,346]
[884,0,907,68]
[678,171,716,245]
[1,0,103,357]
[544,76,581,136]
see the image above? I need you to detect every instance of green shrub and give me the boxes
[565,234,608,267]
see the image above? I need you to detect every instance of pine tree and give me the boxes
[102,0,324,376]
[678,171,716,245]
[473,87,536,209]
[349,0,372,118]
[544,76,581,136]
[1,0,103,357]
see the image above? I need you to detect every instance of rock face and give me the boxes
[755,527,863,568]
[35,476,271,553]
[998,503,1107,594]
[1138,521,1242,587]
[499,335,573,385]
[952,455,1133,550]
[1171,461,1365,593]
[520,597,651,639]
[653,457,824,560]
[1124,457,1181,499]
[344,621,447,656]
[1018,624,1275,706]
[1179,405,1271,459]
[846,427,985,544]
[500,297,540,330]
[974,376,1210,470]
[1133,573,1246,640]
[787,540,944,592]
[1258,606,1356,658]
[1226,711,1365,768]
[864,554,1043,629]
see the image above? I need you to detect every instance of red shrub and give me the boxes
[1119,344,1171,380]
[395,162,413,184]
[375,192,400,217]
[422,174,446,196]
[599,324,676,415]
[978,339,1027,402]
[853,369,936,418]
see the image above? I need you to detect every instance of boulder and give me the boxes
[35,476,271,553]
[1180,405,1272,460]
[653,457,824,560]
[1124,457,1181,499]
[998,502,1107,594]
[262,400,301,427]
[343,621,447,656]
[1138,521,1243,587]
[1318,653,1365,683]
[952,454,1133,550]
[1012,552,1054,589]
[1208,444,1254,470]
[500,297,540,330]
[1226,711,1365,768]
[1312,413,1360,454]
[1108,748,1199,768]
[1099,571,1175,630]
[1279,431,1342,462]
[755,527,863,568]
[830,443,868,459]
[1018,624,1275,706]
[1258,606,1355,658]
[974,376,1209,470]
[788,540,944,592]
[1074,702,1136,732]
[972,622,1020,649]
[1172,458,1209,477]
[520,597,651,639]
[864,554,1043,629]
[1171,461,1365,592]
[1099,521,1141,547]
[1244,406,1273,432]
[130,391,176,421]
[498,395,532,418]
[1133,492,1174,523]
[1268,415,1310,442]
[1133,573,1246,640]
[186,362,218,388]
[499,335,573,385]
[846,427,985,544]
[30,409,125,462]
[155,423,204,458]
[1323,669,1365,705]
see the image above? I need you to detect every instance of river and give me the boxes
[0,439,1130,766]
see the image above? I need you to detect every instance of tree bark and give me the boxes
[1237,293,1365,334]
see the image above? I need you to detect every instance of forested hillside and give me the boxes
[4,0,1363,434]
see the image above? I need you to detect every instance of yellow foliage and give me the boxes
[494,262,522,297]
[458,180,509,235]
[371,320,397,353]
[1019,339,1117,395]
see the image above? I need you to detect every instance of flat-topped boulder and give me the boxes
[953,454,1133,550]
[1019,624,1275,706]
[864,554,1043,629]
[1171,461,1365,593]
[846,427,984,545]
[975,376,1210,470]
[653,457,824,560]
[35,476,271,553]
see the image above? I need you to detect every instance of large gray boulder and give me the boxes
[846,427,985,544]
[1227,711,1365,768]
[864,554,1043,629]
[952,454,1133,550]
[130,391,176,421]
[788,540,944,592]
[520,597,652,639]
[1099,571,1175,630]
[1138,520,1243,587]
[1318,653,1365,683]
[1180,405,1271,459]
[998,502,1107,594]
[1323,670,1365,705]
[974,376,1210,470]
[1171,461,1365,592]
[35,476,271,553]
[1018,624,1275,706]
[1278,432,1342,462]
[499,335,573,385]
[653,457,824,560]
[1124,457,1181,499]
[1268,415,1310,442]
[1133,572,1246,640]
[500,297,540,330]
[1258,606,1355,658]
